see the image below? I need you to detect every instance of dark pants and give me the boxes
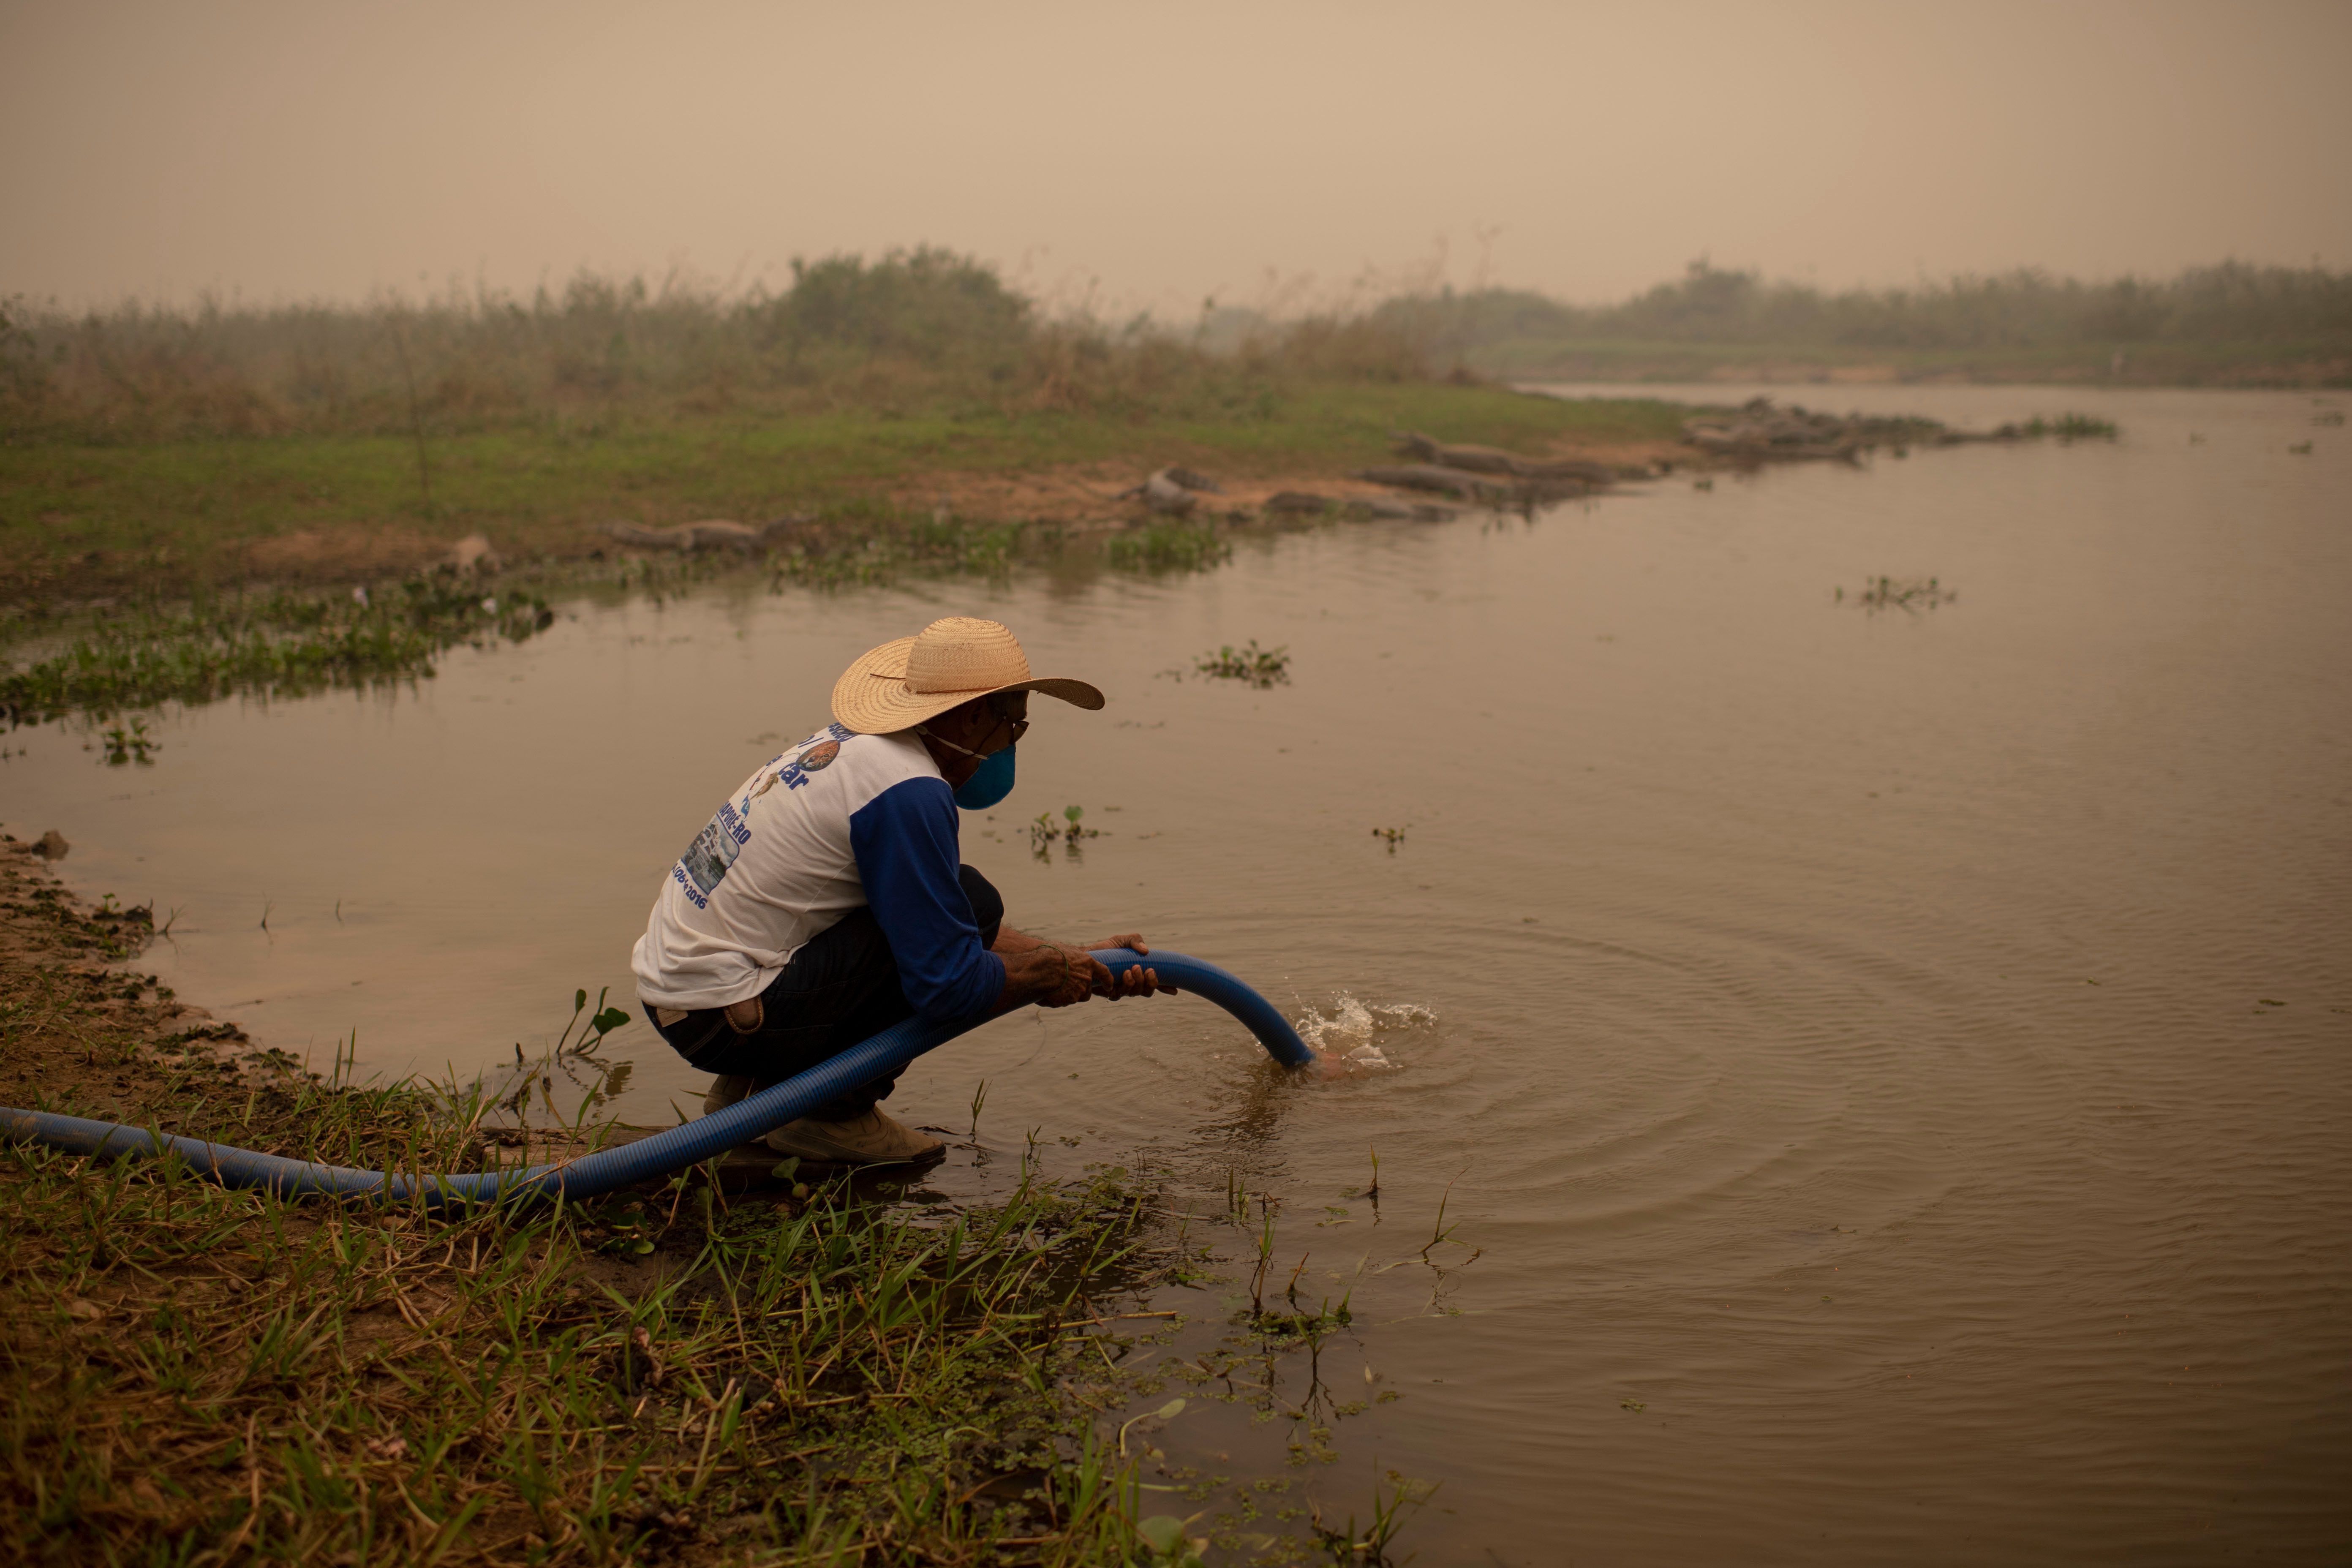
[645,865,1004,1121]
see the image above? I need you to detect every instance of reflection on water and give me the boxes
[8,386,2348,1563]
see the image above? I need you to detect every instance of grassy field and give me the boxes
[0,383,1691,603]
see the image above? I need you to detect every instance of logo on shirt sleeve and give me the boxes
[760,727,852,795]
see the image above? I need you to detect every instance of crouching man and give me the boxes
[632,616,1169,1165]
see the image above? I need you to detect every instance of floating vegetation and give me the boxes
[1836,576,1957,612]
[1106,520,1233,574]
[768,509,1033,589]
[1194,640,1291,687]
[2018,412,2119,443]
[1371,826,1407,850]
[1030,803,1104,859]
[2288,441,2314,455]
[1137,1512,1211,1567]
[99,716,158,765]
[2310,410,2343,426]
[0,574,555,727]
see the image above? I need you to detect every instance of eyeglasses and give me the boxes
[985,696,1030,749]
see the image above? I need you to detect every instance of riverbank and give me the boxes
[1,384,2129,726]
[0,844,1224,1566]
[0,383,1694,607]
[1470,336,2350,388]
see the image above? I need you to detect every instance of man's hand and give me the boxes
[994,932,1176,1009]
[1086,935,1173,998]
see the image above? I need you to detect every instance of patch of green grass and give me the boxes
[1,385,1692,602]
[0,1049,1186,1564]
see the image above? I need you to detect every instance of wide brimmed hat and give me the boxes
[831,617,1104,734]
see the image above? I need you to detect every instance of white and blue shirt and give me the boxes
[631,725,1004,1020]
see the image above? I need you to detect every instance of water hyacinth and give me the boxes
[0,575,555,726]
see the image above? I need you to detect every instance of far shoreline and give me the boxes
[0,381,2148,613]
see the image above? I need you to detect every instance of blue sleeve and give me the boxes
[849,776,1007,1024]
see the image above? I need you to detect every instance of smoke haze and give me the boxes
[3,0,2348,313]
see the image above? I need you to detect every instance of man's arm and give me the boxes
[848,780,1007,1022]
[992,926,1172,1009]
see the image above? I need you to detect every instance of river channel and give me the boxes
[7,385,2347,1563]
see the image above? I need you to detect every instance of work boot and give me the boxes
[763,1106,945,1166]
[702,1074,758,1116]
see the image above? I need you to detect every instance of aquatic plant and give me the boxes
[1193,640,1290,687]
[1371,826,1407,850]
[1136,1511,1210,1567]
[0,574,556,727]
[1311,1469,1438,1568]
[553,984,633,1056]
[1836,575,1957,612]
[2019,412,2119,442]
[1106,520,1233,574]
[767,507,1037,590]
[1028,804,1104,859]
[99,716,158,765]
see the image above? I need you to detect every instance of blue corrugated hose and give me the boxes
[0,948,1311,1204]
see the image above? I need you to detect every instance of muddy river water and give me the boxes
[9,386,2348,1563]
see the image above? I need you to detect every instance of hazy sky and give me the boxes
[5,0,2348,316]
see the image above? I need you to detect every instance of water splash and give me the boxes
[1293,994,1436,1071]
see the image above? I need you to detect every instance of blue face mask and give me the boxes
[953,744,1017,810]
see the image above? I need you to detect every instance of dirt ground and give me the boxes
[0,832,261,1126]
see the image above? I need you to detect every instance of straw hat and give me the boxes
[830,617,1104,734]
